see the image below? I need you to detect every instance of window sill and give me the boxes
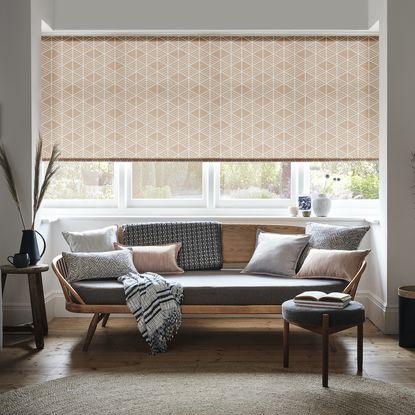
[40,210,377,226]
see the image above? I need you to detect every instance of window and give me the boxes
[308,161,379,200]
[45,162,115,200]
[131,162,203,200]
[219,162,291,200]
[44,161,379,213]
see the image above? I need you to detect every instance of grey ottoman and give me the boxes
[282,300,365,387]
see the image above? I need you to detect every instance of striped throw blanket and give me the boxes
[118,272,183,354]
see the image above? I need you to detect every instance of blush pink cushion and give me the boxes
[114,242,184,274]
[295,248,370,282]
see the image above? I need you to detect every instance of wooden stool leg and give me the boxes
[1,272,7,295]
[83,313,100,352]
[322,314,330,388]
[357,323,363,374]
[35,273,48,335]
[28,273,44,350]
[102,313,110,327]
[283,319,289,368]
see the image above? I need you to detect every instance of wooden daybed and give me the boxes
[52,224,366,351]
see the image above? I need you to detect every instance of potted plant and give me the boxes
[0,136,60,265]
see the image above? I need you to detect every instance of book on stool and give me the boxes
[294,291,351,309]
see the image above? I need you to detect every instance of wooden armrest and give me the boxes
[52,255,86,305]
[343,261,367,300]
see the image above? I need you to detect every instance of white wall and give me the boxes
[0,0,44,341]
[368,0,380,28]
[52,0,370,31]
[384,0,415,332]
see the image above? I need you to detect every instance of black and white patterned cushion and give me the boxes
[306,223,370,250]
[62,250,137,283]
[121,222,223,271]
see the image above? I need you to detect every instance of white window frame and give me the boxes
[43,160,379,215]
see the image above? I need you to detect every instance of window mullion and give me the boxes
[206,162,220,209]
[118,162,128,209]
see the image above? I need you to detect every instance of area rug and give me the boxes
[1,371,414,415]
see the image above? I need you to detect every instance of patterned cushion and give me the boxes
[121,222,223,271]
[62,250,137,283]
[306,223,370,250]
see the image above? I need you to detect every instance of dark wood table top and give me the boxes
[0,264,49,274]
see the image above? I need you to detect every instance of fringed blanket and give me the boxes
[118,272,183,354]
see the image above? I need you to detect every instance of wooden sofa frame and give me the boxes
[52,224,367,351]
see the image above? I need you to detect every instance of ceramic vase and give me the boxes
[312,193,331,217]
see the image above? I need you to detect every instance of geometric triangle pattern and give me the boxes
[41,36,379,161]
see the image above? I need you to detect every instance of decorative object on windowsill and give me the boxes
[0,136,60,265]
[298,195,312,217]
[288,206,299,217]
[312,174,341,217]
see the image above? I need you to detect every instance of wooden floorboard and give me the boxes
[1,317,415,393]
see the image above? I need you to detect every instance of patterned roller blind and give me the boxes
[41,36,379,161]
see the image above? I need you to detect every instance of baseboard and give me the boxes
[2,292,57,326]
[3,291,399,333]
[355,291,398,334]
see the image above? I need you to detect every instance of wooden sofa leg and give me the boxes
[102,313,110,327]
[83,313,100,352]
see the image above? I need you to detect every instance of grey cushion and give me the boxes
[121,222,223,271]
[306,223,369,250]
[71,270,347,305]
[242,232,311,277]
[282,299,365,327]
[63,250,137,283]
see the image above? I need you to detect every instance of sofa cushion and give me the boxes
[63,225,117,252]
[241,232,310,277]
[121,222,223,271]
[71,270,347,306]
[63,250,137,283]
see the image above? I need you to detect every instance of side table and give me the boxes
[1,264,49,349]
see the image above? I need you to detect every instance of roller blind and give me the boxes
[41,36,379,161]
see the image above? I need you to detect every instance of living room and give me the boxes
[0,0,414,414]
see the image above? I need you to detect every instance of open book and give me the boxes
[294,291,351,308]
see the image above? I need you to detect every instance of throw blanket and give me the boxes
[118,272,183,354]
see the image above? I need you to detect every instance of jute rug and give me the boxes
[1,371,414,415]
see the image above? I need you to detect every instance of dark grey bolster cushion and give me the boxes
[71,270,347,305]
[282,299,365,327]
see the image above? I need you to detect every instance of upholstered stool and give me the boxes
[282,300,365,387]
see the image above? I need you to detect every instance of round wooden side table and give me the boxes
[1,263,49,349]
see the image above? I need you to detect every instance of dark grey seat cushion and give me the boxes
[282,299,365,327]
[71,270,347,306]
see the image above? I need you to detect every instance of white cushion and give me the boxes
[62,225,117,252]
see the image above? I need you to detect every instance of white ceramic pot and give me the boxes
[313,193,332,217]
[288,206,299,217]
